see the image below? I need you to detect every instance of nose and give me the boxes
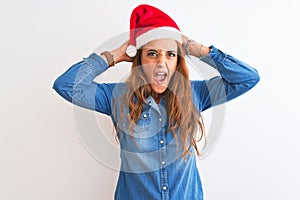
[157,53,167,66]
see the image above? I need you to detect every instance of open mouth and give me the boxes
[154,71,167,85]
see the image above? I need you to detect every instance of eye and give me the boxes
[147,50,158,57]
[167,51,177,57]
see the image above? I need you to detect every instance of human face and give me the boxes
[141,38,178,95]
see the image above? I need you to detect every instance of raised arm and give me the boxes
[183,37,260,111]
[52,41,132,115]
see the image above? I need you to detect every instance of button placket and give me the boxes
[158,120,168,199]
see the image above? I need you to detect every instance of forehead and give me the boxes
[143,38,178,51]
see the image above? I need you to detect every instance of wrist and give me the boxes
[100,54,109,65]
[190,41,207,57]
[187,40,210,58]
[100,51,115,67]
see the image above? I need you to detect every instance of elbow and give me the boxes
[52,77,64,92]
[244,69,260,91]
[52,77,73,102]
[251,69,260,87]
[239,69,260,91]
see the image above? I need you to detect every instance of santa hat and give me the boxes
[126,4,183,57]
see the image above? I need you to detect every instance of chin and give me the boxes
[151,84,167,94]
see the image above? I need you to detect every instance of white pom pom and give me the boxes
[126,45,137,57]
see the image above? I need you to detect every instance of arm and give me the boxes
[52,41,132,115]
[184,38,260,111]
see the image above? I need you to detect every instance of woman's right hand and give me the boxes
[111,40,134,64]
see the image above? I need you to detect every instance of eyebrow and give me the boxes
[145,49,177,53]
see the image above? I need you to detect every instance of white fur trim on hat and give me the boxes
[136,27,182,49]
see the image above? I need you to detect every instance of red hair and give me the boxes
[116,42,205,159]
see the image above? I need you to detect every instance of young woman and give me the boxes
[52,4,259,200]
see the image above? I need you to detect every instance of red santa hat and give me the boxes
[126,4,183,57]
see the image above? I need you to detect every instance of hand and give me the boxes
[111,40,133,64]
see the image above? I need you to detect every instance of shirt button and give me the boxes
[160,140,164,144]
[162,186,167,191]
[143,113,148,118]
[161,160,166,165]
[159,118,162,122]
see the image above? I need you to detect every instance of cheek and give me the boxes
[168,70,176,80]
[141,57,154,79]
[167,60,177,73]
[141,65,154,80]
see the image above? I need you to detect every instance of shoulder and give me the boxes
[190,80,206,90]
[106,82,128,99]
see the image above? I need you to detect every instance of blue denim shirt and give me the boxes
[52,46,259,200]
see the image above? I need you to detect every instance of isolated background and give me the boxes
[1,0,299,199]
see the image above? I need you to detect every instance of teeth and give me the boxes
[155,72,167,76]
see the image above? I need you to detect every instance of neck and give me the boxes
[152,92,163,104]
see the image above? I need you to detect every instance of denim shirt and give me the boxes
[52,46,259,200]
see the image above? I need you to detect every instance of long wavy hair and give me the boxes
[116,42,205,159]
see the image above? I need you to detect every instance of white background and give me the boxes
[1,0,299,199]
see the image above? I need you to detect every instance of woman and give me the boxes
[52,4,259,200]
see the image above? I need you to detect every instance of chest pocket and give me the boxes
[133,108,151,135]
[118,105,152,137]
